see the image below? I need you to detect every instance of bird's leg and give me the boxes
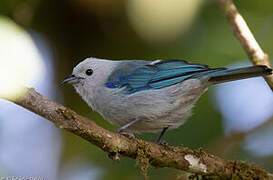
[117,119,139,133]
[117,119,140,138]
[155,127,169,144]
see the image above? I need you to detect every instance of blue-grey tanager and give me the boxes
[62,57,272,143]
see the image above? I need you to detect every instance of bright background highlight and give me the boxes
[126,0,202,42]
[0,17,44,99]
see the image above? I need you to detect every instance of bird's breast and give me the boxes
[90,79,209,133]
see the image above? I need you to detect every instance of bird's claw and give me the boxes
[155,140,168,146]
[117,131,135,139]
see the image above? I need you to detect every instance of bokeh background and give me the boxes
[0,0,273,179]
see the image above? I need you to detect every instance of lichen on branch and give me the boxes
[2,87,272,179]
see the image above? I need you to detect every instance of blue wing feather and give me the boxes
[106,60,224,94]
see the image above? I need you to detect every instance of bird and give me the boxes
[62,57,272,143]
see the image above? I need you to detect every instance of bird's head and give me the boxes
[62,57,117,94]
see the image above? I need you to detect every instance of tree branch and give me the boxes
[216,0,273,91]
[2,87,273,179]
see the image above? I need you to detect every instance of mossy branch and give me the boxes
[2,87,273,179]
[216,0,273,91]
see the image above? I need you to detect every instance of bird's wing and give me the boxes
[105,60,225,94]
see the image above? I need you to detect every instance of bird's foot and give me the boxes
[117,130,135,139]
[116,127,123,134]
[120,132,135,139]
[155,139,168,146]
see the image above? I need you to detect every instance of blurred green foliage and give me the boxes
[1,0,273,179]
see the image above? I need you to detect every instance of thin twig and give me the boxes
[2,87,272,179]
[217,0,273,90]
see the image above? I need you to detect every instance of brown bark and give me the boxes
[3,87,272,179]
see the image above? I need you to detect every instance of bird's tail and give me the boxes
[206,65,272,84]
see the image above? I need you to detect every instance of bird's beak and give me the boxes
[62,74,78,85]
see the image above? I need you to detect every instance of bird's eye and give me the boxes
[85,69,93,76]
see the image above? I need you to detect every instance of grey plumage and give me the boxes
[63,57,272,141]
